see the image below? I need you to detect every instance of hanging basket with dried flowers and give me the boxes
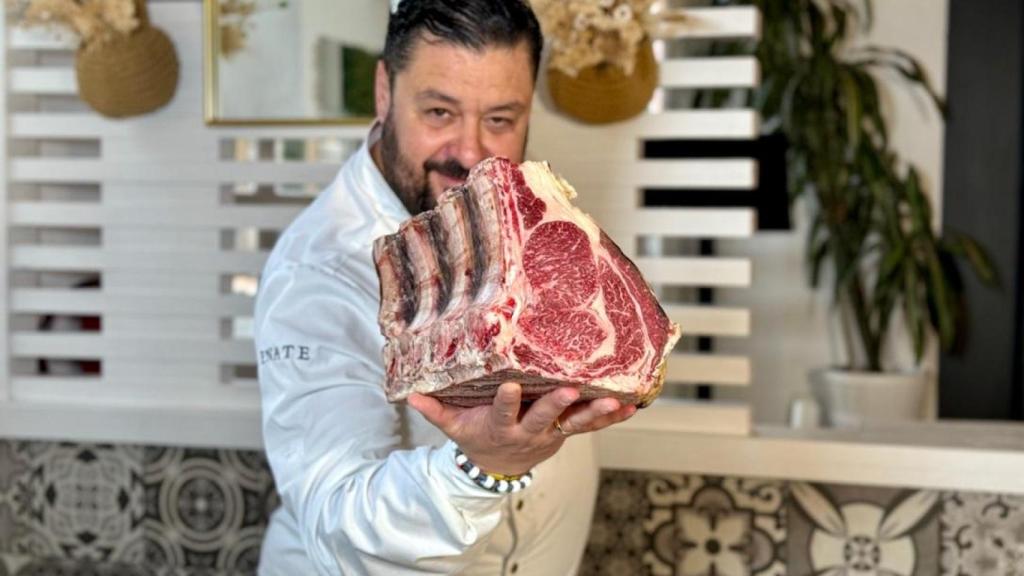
[6,0,179,119]
[532,0,684,124]
[547,36,658,125]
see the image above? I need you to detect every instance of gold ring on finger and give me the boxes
[555,418,571,437]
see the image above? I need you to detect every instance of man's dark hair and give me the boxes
[383,0,544,84]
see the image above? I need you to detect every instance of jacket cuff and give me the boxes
[428,440,509,512]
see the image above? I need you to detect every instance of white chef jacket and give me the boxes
[254,124,599,575]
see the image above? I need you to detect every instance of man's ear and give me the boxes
[375,61,391,122]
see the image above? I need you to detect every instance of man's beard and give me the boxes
[379,112,470,215]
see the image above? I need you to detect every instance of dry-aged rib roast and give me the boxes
[373,157,681,407]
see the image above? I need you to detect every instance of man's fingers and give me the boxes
[520,387,579,435]
[559,399,634,435]
[559,397,620,425]
[490,382,524,428]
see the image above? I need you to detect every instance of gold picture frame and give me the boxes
[203,0,387,126]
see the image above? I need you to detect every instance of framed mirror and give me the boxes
[204,0,389,125]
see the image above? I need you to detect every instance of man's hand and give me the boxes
[407,383,636,477]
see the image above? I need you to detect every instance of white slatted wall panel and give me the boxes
[0,4,324,447]
[0,0,10,407]
[530,6,761,436]
[0,3,759,448]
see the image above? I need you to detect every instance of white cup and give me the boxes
[788,394,822,429]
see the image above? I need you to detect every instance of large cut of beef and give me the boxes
[373,157,681,407]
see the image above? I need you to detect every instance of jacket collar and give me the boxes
[350,120,411,231]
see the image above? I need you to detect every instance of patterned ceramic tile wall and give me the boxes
[787,483,940,576]
[0,440,275,576]
[141,448,278,572]
[582,473,786,575]
[942,492,1024,574]
[585,472,1024,576]
[3,439,1024,575]
[0,442,144,562]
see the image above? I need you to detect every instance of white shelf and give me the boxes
[0,401,263,449]
[6,398,1024,496]
[599,406,1024,495]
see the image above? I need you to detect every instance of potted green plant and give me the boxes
[702,0,997,425]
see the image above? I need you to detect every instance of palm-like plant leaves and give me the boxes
[706,0,996,370]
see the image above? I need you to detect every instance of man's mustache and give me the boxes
[425,158,470,181]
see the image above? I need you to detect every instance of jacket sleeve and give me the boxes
[254,261,507,575]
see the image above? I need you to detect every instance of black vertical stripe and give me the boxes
[460,185,489,299]
[426,211,453,314]
[392,234,419,326]
[940,0,1023,420]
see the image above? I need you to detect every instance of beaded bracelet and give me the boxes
[454,447,533,494]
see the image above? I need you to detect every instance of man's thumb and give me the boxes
[407,393,448,428]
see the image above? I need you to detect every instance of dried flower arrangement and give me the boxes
[217,0,289,59]
[4,0,139,50]
[531,0,657,77]
[218,0,255,59]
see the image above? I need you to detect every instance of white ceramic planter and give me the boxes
[809,368,927,428]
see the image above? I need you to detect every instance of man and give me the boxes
[255,2,637,573]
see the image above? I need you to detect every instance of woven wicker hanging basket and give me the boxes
[547,37,659,125]
[75,0,179,119]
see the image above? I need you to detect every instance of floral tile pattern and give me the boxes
[140,447,277,573]
[0,441,31,556]
[150,569,236,576]
[0,556,152,576]
[7,437,1024,576]
[0,554,16,576]
[582,472,786,576]
[582,470,652,575]
[0,442,144,563]
[788,482,940,576]
[942,491,1024,575]
[0,439,278,574]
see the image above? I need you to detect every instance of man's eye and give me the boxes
[427,108,451,119]
[487,117,513,128]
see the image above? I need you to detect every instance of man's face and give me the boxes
[373,36,535,214]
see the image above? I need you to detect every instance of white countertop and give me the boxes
[598,401,1024,495]
[5,397,1023,495]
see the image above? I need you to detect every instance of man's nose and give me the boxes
[454,123,487,170]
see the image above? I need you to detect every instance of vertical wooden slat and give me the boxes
[0,7,12,403]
